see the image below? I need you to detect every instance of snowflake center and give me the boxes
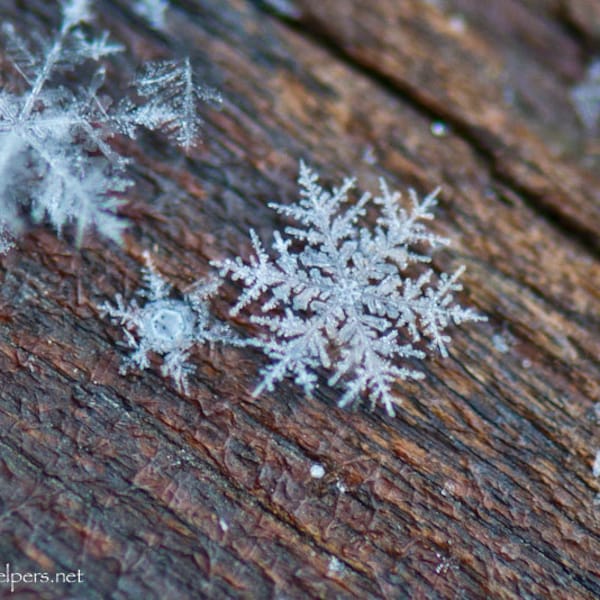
[147,302,194,349]
[336,278,361,305]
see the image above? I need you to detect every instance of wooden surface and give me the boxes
[1,0,600,598]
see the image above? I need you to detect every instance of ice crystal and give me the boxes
[100,252,239,393]
[119,58,223,152]
[0,0,220,252]
[217,162,485,416]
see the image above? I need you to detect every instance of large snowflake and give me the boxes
[217,162,485,416]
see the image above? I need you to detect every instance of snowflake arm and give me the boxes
[413,266,487,357]
[330,307,426,416]
[270,160,368,250]
[367,180,449,269]
[2,2,120,118]
[251,310,329,397]
[122,58,223,151]
[216,229,291,316]
[138,251,172,301]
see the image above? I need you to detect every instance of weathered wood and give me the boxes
[0,0,599,598]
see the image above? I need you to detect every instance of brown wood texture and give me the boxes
[0,0,599,598]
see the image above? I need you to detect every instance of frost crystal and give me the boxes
[217,162,486,416]
[0,1,220,252]
[100,252,239,393]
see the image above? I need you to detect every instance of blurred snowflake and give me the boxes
[0,0,221,252]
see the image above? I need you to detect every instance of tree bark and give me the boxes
[0,0,599,598]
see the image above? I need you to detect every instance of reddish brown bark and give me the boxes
[0,1,599,598]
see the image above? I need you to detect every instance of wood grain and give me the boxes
[0,0,599,598]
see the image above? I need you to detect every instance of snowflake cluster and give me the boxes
[100,252,239,394]
[217,162,485,416]
[8,2,486,417]
[0,0,221,252]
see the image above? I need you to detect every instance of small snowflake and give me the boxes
[100,252,239,393]
[217,162,486,416]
